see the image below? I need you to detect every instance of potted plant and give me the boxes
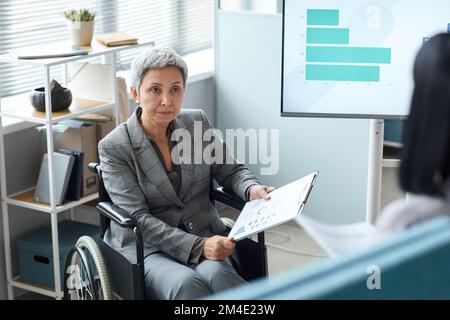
[64,8,96,46]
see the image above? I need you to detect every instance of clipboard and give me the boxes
[229,172,319,241]
[298,172,318,213]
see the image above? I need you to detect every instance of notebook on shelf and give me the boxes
[34,151,75,205]
[95,32,138,47]
[10,42,88,59]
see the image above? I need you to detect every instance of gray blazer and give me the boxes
[98,107,260,264]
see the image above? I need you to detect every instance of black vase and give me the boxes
[30,86,73,112]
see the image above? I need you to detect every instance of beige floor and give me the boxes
[264,221,329,276]
[219,207,330,277]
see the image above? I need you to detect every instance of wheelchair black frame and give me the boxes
[87,162,267,299]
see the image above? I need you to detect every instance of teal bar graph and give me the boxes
[307,9,339,26]
[306,64,380,82]
[307,28,349,44]
[306,46,391,64]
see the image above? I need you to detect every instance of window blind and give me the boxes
[0,0,214,97]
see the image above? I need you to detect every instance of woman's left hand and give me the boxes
[248,185,275,201]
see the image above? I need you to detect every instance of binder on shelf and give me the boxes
[57,149,84,201]
[34,152,75,205]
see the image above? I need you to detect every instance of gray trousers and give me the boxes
[144,251,246,300]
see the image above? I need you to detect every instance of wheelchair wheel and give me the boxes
[64,236,113,300]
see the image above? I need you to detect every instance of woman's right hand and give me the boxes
[203,235,235,260]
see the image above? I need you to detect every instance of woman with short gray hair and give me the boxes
[98,47,274,299]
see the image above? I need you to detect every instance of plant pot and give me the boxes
[67,21,94,46]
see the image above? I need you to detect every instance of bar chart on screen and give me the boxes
[282,0,450,117]
[305,9,391,83]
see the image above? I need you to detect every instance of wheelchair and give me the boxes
[63,163,268,300]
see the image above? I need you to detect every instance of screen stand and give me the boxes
[366,119,384,224]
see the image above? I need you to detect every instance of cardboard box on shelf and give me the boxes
[53,122,98,196]
[97,120,115,144]
[96,120,115,162]
[74,114,116,161]
[74,114,115,143]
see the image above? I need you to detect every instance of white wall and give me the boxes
[184,78,216,124]
[215,11,371,224]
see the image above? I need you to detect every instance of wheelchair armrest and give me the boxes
[88,162,99,174]
[97,201,138,229]
[211,187,246,211]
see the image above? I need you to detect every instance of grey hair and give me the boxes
[130,47,188,94]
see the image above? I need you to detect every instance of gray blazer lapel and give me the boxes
[127,108,183,206]
[172,115,196,201]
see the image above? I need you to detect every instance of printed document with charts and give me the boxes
[229,172,318,241]
[295,214,392,257]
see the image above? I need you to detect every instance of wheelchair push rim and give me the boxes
[64,236,113,300]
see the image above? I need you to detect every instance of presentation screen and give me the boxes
[282,0,450,119]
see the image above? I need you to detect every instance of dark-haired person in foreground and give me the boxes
[376,33,450,231]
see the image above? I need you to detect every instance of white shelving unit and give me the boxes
[0,40,154,299]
